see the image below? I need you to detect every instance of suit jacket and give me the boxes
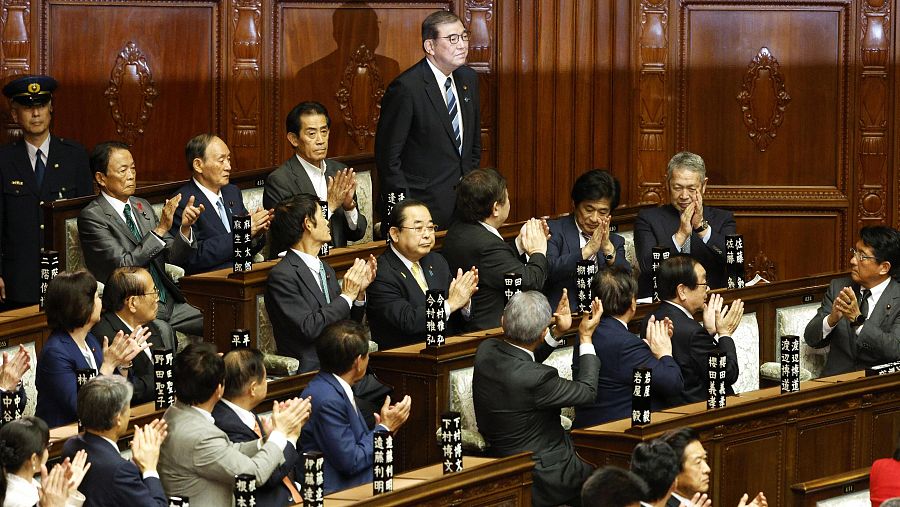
[264,250,365,372]
[171,180,265,274]
[573,317,683,427]
[35,330,104,427]
[803,277,900,376]
[78,194,194,301]
[546,214,631,311]
[375,58,481,229]
[263,157,366,252]
[62,432,167,507]
[366,248,455,349]
[473,338,599,507]
[212,401,299,507]
[300,372,386,494]
[91,312,175,406]
[441,221,548,332]
[0,136,92,304]
[666,496,682,507]
[634,204,736,298]
[159,401,286,507]
[648,302,739,405]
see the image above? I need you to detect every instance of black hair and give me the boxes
[286,101,330,134]
[316,321,370,375]
[582,466,649,507]
[184,133,217,173]
[421,10,462,42]
[223,348,266,399]
[174,342,225,405]
[45,270,97,332]
[661,427,702,472]
[454,168,507,224]
[630,439,680,502]
[90,141,131,179]
[269,193,321,256]
[0,416,49,473]
[593,267,637,317]
[389,198,430,229]
[572,169,620,209]
[101,267,149,312]
[657,255,699,301]
[859,226,900,278]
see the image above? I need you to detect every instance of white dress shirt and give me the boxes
[822,275,891,337]
[295,155,359,230]
[425,57,464,147]
[289,248,362,306]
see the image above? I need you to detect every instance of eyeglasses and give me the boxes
[437,31,470,44]
[399,225,438,236]
[850,248,878,262]
[696,283,710,291]
[138,288,159,298]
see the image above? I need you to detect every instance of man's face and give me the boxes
[574,198,612,235]
[131,269,159,324]
[668,167,707,211]
[306,203,332,244]
[10,101,52,138]
[194,137,231,192]
[115,403,132,438]
[850,239,889,288]
[389,205,435,262]
[425,20,469,74]
[676,440,711,495]
[97,148,136,201]
[290,113,330,166]
[681,263,709,314]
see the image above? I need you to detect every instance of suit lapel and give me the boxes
[287,251,327,306]
[869,279,900,328]
[322,373,367,429]
[453,68,474,156]
[561,215,580,255]
[419,59,459,153]
[385,248,426,301]
[60,333,93,371]
[288,156,317,197]
[191,180,227,234]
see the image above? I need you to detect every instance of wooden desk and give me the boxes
[0,304,49,351]
[572,371,900,507]
[313,453,533,506]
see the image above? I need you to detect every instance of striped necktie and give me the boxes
[444,77,462,154]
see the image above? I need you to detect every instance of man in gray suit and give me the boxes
[78,141,204,336]
[159,342,311,507]
[263,101,367,254]
[805,226,900,376]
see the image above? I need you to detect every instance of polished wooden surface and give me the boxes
[572,372,899,507]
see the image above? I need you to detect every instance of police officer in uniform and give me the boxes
[0,75,93,307]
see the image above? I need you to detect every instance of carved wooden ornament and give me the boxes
[104,42,159,144]
[736,47,791,152]
[335,44,385,151]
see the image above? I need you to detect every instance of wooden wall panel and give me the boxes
[43,1,221,182]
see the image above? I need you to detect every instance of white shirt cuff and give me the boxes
[345,207,359,230]
[339,294,354,307]
[544,331,564,348]
[700,225,712,243]
[578,343,597,356]
[671,233,686,251]
[822,317,835,338]
[142,471,160,480]
[267,429,288,451]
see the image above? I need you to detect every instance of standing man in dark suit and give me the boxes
[78,142,205,336]
[474,291,603,507]
[634,152,736,298]
[172,134,271,274]
[646,256,744,405]
[62,375,169,507]
[0,75,93,307]
[92,267,177,405]
[366,199,478,349]
[547,169,631,311]
[265,193,375,372]
[375,10,481,230]
[300,321,411,494]
[804,226,900,376]
[442,168,550,331]
[574,267,683,427]
[212,348,302,507]
[264,102,366,253]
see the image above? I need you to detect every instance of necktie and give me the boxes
[318,261,331,304]
[34,149,45,187]
[252,420,303,503]
[216,197,231,233]
[410,263,428,293]
[444,77,462,154]
[123,203,168,303]
[682,234,692,254]
[581,232,597,262]
[859,288,871,321]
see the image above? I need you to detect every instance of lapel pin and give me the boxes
[53,163,59,168]
[400,272,407,279]
[887,304,891,311]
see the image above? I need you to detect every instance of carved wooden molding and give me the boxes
[335,44,385,152]
[1,0,31,141]
[746,250,778,282]
[464,0,492,68]
[636,0,669,204]
[231,0,262,155]
[736,47,791,152]
[103,41,159,144]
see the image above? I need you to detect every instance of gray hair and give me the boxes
[502,291,552,346]
[666,151,706,180]
[882,499,900,507]
[77,375,134,431]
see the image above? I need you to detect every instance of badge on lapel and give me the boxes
[463,84,470,103]
[10,180,23,186]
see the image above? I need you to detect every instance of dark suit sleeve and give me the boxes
[633,209,657,277]
[366,270,425,337]
[37,344,79,422]
[481,242,549,293]
[857,304,900,364]
[170,191,233,273]
[611,233,631,272]
[330,207,367,244]
[263,170,291,211]
[698,209,736,261]
[534,353,600,409]
[374,79,414,194]
[467,73,482,171]
[689,330,739,387]
[619,340,684,397]
[309,397,374,477]
[545,222,581,286]
[78,209,171,272]
[266,267,352,345]
[112,461,168,507]
[804,281,838,349]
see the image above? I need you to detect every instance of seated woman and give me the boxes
[871,431,900,507]
[0,415,87,507]
[35,270,149,427]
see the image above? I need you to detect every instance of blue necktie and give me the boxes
[318,261,331,304]
[444,77,462,154]
[216,197,231,233]
[34,149,45,187]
